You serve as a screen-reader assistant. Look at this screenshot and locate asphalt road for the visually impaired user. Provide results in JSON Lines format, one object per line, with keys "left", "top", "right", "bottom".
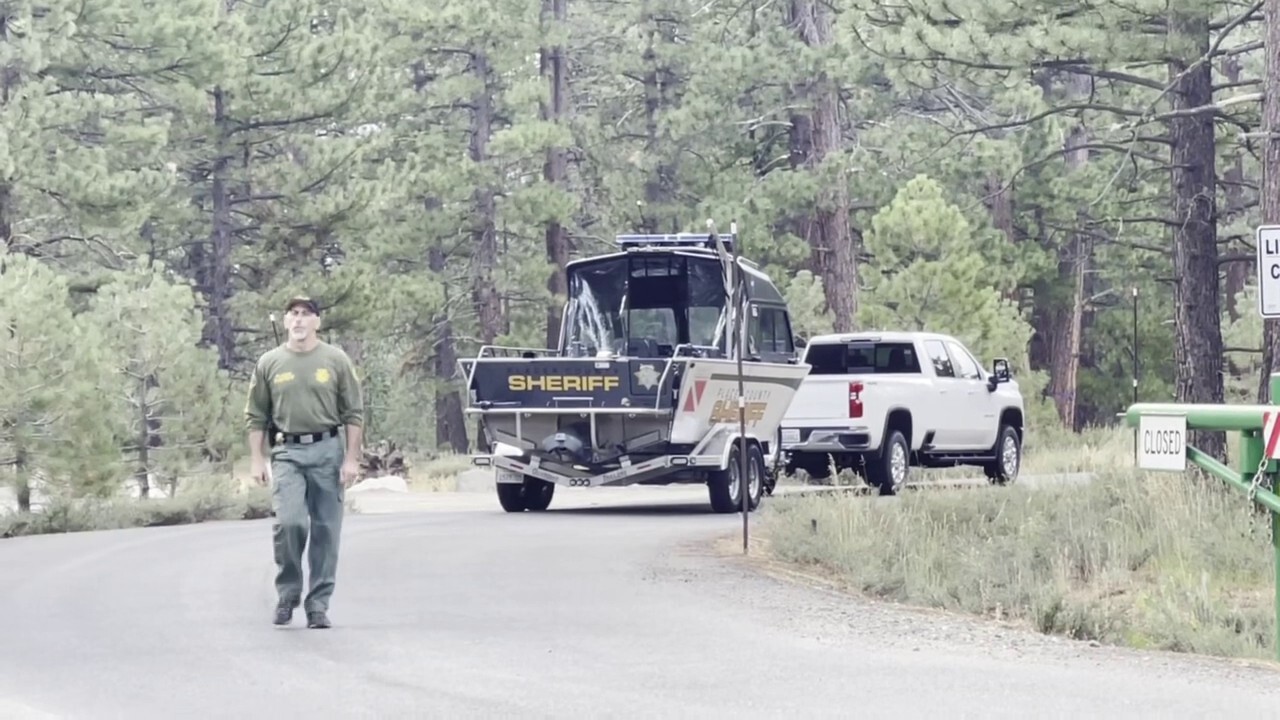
{"left": 1, "top": 484, "right": 1278, "bottom": 719}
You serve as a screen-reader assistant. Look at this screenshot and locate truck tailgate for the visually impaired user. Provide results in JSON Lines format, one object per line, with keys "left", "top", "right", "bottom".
{"left": 784, "top": 376, "right": 858, "bottom": 424}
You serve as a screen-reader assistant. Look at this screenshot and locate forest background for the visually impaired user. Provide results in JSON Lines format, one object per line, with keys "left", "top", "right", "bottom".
{"left": 4, "top": 0, "right": 1279, "bottom": 519}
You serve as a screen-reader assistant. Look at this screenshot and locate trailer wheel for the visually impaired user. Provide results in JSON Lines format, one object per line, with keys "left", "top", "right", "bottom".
{"left": 708, "top": 442, "right": 763, "bottom": 513}
{"left": 523, "top": 478, "right": 555, "bottom": 511}
{"left": 707, "top": 444, "right": 741, "bottom": 513}
{"left": 746, "top": 443, "right": 766, "bottom": 510}
{"left": 495, "top": 477, "right": 555, "bottom": 512}
{"left": 496, "top": 483, "right": 526, "bottom": 512}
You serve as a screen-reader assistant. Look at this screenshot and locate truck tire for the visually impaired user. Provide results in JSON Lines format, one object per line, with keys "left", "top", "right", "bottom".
{"left": 496, "top": 477, "right": 556, "bottom": 512}
{"left": 868, "top": 429, "right": 909, "bottom": 496}
{"left": 787, "top": 452, "right": 832, "bottom": 483}
{"left": 983, "top": 425, "right": 1021, "bottom": 485}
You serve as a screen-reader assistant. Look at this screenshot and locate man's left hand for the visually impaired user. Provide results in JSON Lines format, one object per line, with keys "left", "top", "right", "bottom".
{"left": 341, "top": 458, "right": 360, "bottom": 488}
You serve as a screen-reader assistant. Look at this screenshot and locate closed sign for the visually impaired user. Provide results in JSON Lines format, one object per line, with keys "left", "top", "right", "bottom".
{"left": 1138, "top": 414, "right": 1186, "bottom": 471}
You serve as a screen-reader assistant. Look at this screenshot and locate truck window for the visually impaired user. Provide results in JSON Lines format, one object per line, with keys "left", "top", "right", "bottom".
{"left": 923, "top": 340, "right": 954, "bottom": 377}
{"left": 804, "top": 341, "right": 922, "bottom": 375}
{"left": 945, "top": 340, "right": 982, "bottom": 379}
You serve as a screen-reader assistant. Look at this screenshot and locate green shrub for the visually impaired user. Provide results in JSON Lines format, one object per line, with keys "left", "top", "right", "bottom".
{"left": 0, "top": 480, "right": 276, "bottom": 538}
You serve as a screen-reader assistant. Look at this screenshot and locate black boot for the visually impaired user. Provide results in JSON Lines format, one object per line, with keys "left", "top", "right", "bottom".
{"left": 306, "top": 611, "right": 331, "bottom": 629}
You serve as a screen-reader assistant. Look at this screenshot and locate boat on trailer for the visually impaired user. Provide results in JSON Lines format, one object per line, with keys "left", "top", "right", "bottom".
{"left": 459, "top": 224, "right": 812, "bottom": 513}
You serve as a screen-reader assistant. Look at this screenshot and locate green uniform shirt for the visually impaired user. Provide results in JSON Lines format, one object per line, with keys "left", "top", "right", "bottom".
{"left": 244, "top": 341, "right": 364, "bottom": 434}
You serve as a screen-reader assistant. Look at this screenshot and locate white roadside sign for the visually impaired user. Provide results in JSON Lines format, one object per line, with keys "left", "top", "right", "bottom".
{"left": 1137, "top": 414, "right": 1186, "bottom": 471}
{"left": 1256, "top": 224, "right": 1280, "bottom": 318}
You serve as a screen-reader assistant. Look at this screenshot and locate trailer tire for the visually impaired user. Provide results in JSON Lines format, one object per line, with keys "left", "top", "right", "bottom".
{"left": 523, "top": 479, "right": 555, "bottom": 511}
{"left": 708, "top": 444, "right": 741, "bottom": 513}
{"left": 746, "top": 443, "right": 765, "bottom": 511}
{"left": 496, "top": 477, "right": 555, "bottom": 512}
{"left": 496, "top": 483, "right": 526, "bottom": 512}
{"left": 708, "top": 442, "right": 763, "bottom": 513}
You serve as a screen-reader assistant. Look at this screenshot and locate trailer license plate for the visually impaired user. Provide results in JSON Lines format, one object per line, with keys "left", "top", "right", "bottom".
{"left": 496, "top": 468, "right": 522, "bottom": 484}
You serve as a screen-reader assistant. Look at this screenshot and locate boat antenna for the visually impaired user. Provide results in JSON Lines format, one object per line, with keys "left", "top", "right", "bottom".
{"left": 707, "top": 217, "right": 751, "bottom": 552}
{"left": 731, "top": 219, "right": 750, "bottom": 551}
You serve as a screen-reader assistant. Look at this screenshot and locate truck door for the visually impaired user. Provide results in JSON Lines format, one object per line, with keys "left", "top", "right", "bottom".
{"left": 920, "top": 339, "right": 963, "bottom": 449}
{"left": 943, "top": 339, "right": 999, "bottom": 449}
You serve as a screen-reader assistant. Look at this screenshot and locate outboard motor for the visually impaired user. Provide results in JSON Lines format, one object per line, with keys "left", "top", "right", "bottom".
{"left": 542, "top": 423, "right": 592, "bottom": 465}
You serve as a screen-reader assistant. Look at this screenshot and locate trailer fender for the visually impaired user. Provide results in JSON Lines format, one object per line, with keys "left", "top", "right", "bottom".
{"left": 716, "top": 432, "right": 764, "bottom": 470}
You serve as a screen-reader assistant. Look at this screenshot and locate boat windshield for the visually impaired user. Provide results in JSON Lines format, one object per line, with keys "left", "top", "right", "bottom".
{"left": 561, "top": 254, "right": 727, "bottom": 358}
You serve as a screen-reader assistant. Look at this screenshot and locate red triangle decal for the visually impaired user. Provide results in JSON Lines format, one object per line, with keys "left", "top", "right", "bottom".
{"left": 683, "top": 378, "right": 707, "bottom": 412}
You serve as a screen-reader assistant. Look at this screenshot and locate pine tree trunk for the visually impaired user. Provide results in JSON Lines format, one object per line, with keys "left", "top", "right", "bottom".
{"left": 640, "top": 3, "right": 679, "bottom": 233}
{"left": 1035, "top": 77, "right": 1092, "bottom": 430}
{"left": 786, "top": 0, "right": 858, "bottom": 331}
{"left": 1049, "top": 115, "right": 1093, "bottom": 431}
{"left": 136, "top": 373, "right": 151, "bottom": 499}
{"left": 1168, "top": 12, "right": 1225, "bottom": 460}
{"left": 469, "top": 52, "right": 502, "bottom": 346}
{"left": 201, "top": 85, "right": 237, "bottom": 370}
{"left": 14, "top": 445, "right": 29, "bottom": 513}
{"left": 1258, "top": 0, "right": 1280, "bottom": 401}
{"left": 983, "top": 173, "right": 1020, "bottom": 305}
{"left": 542, "top": 0, "right": 570, "bottom": 350}
{"left": 1221, "top": 56, "right": 1249, "bottom": 325}
{"left": 429, "top": 240, "right": 469, "bottom": 454}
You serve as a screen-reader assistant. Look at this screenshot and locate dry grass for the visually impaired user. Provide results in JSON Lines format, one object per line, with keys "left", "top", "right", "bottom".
{"left": 758, "top": 425, "right": 1279, "bottom": 661}
{"left": 0, "top": 477, "right": 275, "bottom": 538}
{"left": 0, "top": 446, "right": 479, "bottom": 539}
{"left": 405, "top": 453, "right": 473, "bottom": 493}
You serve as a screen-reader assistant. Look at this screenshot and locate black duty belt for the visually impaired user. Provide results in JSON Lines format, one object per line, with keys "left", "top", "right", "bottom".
{"left": 276, "top": 427, "right": 340, "bottom": 445}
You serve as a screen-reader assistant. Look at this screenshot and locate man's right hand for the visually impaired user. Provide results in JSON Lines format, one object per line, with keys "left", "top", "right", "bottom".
{"left": 251, "top": 458, "right": 270, "bottom": 487}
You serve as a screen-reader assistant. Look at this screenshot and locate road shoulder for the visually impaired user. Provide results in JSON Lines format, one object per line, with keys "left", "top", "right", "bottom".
{"left": 692, "top": 529, "right": 1280, "bottom": 683}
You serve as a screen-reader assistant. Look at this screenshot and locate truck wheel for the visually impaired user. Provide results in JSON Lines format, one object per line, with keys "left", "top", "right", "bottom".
{"left": 984, "top": 425, "right": 1020, "bottom": 485}
{"left": 763, "top": 445, "right": 783, "bottom": 497}
{"left": 787, "top": 452, "right": 831, "bottom": 483}
{"left": 869, "top": 430, "right": 909, "bottom": 496}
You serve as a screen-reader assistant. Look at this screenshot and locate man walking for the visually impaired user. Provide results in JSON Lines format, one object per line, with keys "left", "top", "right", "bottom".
{"left": 244, "top": 295, "right": 364, "bottom": 629}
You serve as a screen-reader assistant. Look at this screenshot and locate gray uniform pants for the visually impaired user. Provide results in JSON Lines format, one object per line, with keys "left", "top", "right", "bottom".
{"left": 270, "top": 433, "right": 345, "bottom": 613}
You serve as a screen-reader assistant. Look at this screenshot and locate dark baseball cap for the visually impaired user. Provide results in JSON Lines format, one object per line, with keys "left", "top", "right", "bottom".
{"left": 284, "top": 295, "right": 320, "bottom": 314}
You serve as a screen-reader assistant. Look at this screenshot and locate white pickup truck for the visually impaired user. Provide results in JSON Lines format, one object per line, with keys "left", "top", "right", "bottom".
{"left": 776, "top": 330, "right": 1025, "bottom": 494}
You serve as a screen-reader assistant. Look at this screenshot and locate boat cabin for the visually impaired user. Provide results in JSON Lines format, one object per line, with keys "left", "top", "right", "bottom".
{"left": 556, "top": 233, "right": 798, "bottom": 364}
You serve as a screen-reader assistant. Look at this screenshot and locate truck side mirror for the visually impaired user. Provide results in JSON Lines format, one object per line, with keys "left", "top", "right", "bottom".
{"left": 991, "top": 358, "right": 1011, "bottom": 384}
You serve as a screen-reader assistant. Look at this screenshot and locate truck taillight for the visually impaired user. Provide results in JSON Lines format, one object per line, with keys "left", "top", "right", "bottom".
{"left": 848, "top": 381, "right": 863, "bottom": 418}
